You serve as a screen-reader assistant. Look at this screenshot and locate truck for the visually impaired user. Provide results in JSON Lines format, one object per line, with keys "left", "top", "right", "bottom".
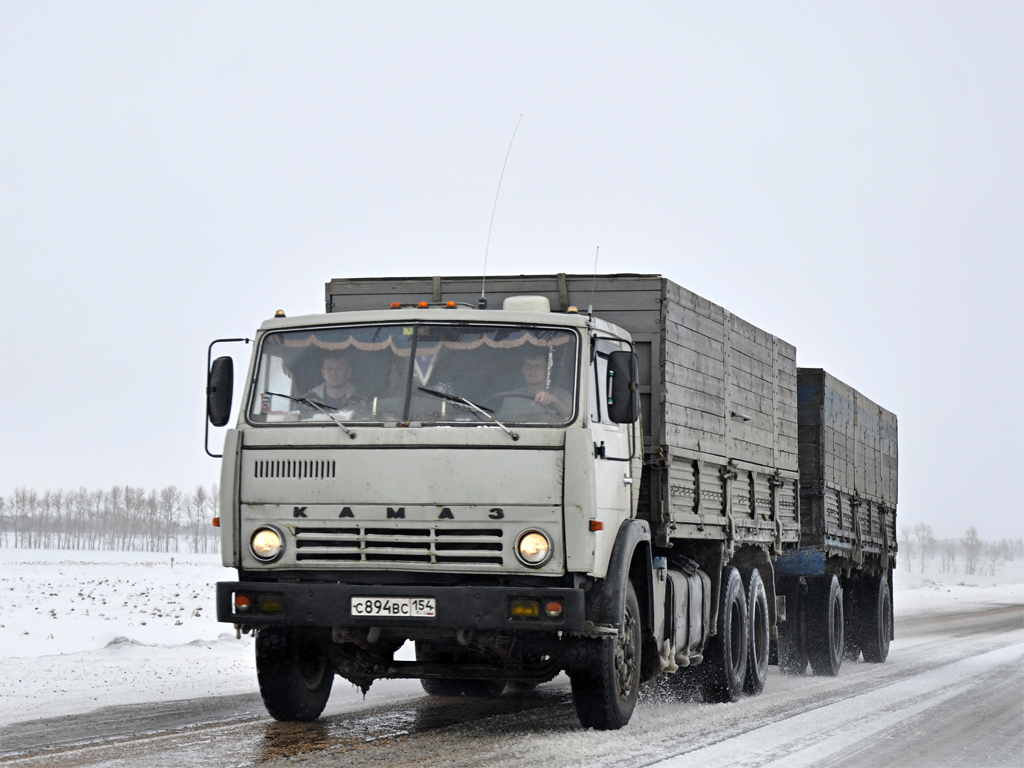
{"left": 206, "top": 273, "right": 897, "bottom": 729}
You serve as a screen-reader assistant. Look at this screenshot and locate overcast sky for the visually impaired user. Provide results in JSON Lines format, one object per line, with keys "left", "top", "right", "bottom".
{"left": 1, "top": 1, "right": 1021, "bottom": 540}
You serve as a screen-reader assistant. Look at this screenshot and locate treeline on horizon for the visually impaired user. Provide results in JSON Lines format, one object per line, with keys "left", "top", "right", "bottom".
{"left": 898, "top": 522, "right": 1022, "bottom": 576}
{"left": 3, "top": 487, "right": 1022, "bottom": 571}
{"left": 0, "top": 485, "right": 220, "bottom": 553}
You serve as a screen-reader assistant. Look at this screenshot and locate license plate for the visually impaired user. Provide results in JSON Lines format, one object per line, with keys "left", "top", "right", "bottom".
{"left": 351, "top": 596, "right": 436, "bottom": 618}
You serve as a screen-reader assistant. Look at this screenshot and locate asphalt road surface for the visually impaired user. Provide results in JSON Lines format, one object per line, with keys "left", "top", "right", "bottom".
{"left": 2, "top": 605, "right": 1021, "bottom": 768}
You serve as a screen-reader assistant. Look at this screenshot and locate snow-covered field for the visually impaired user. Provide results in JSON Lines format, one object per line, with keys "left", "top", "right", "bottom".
{"left": 1, "top": 549, "right": 1021, "bottom": 728}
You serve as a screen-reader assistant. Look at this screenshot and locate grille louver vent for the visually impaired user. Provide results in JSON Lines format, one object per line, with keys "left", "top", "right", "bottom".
{"left": 254, "top": 460, "right": 336, "bottom": 479}
{"left": 293, "top": 525, "right": 504, "bottom": 566}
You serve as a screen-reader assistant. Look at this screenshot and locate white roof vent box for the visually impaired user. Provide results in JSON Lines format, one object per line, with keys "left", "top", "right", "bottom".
{"left": 502, "top": 295, "right": 550, "bottom": 313}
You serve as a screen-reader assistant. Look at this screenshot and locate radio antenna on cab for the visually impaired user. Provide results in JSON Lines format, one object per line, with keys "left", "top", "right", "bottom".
{"left": 480, "top": 114, "right": 523, "bottom": 309}
{"left": 588, "top": 246, "right": 600, "bottom": 315}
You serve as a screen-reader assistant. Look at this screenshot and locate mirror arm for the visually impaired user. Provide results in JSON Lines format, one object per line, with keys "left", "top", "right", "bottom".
{"left": 205, "top": 337, "right": 251, "bottom": 458}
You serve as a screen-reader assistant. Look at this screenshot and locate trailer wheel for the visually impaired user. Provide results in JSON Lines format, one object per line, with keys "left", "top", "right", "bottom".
{"left": 739, "top": 567, "right": 769, "bottom": 695}
{"left": 807, "top": 574, "right": 844, "bottom": 677}
{"left": 859, "top": 572, "right": 891, "bottom": 663}
{"left": 700, "top": 567, "right": 748, "bottom": 702}
{"left": 255, "top": 627, "right": 334, "bottom": 721}
{"left": 570, "top": 580, "right": 641, "bottom": 730}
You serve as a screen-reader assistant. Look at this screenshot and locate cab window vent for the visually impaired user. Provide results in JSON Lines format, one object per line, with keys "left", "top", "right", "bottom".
{"left": 254, "top": 460, "right": 337, "bottom": 479}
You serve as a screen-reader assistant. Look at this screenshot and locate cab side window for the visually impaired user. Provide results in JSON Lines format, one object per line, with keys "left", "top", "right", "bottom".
{"left": 589, "top": 339, "right": 624, "bottom": 425}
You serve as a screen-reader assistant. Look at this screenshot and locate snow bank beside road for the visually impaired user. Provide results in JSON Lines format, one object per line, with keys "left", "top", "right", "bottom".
{"left": 893, "top": 564, "right": 1024, "bottom": 616}
{"left": 1, "top": 549, "right": 1021, "bottom": 728}
{"left": 0, "top": 549, "right": 421, "bottom": 726}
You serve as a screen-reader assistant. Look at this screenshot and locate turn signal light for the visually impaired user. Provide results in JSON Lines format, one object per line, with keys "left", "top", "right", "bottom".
{"left": 544, "top": 600, "right": 563, "bottom": 618}
{"left": 212, "top": 517, "right": 220, "bottom": 528}
{"left": 257, "top": 595, "right": 285, "bottom": 613}
{"left": 234, "top": 594, "right": 253, "bottom": 612}
{"left": 589, "top": 520, "right": 604, "bottom": 531}
{"left": 510, "top": 599, "right": 540, "bottom": 618}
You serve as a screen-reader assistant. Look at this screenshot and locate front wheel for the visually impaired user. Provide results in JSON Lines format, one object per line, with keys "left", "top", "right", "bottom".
{"left": 569, "top": 581, "right": 641, "bottom": 730}
{"left": 255, "top": 628, "right": 334, "bottom": 721}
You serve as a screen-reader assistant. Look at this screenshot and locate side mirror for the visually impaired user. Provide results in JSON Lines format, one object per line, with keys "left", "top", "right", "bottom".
{"left": 207, "top": 356, "right": 234, "bottom": 427}
{"left": 606, "top": 350, "right": 640, "bottom": 424}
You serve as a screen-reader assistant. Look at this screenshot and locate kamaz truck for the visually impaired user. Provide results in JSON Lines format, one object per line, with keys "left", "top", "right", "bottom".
{"left": 207, "top": 273, "right": 897, "bottom": 729}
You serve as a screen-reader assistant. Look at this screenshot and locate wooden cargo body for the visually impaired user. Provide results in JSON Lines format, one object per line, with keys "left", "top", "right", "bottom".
{"left": 797, "top": 369, "right": 898, "bottom": 566}
{"left": 325, "top": 273, "right": 801, "bottom": 553}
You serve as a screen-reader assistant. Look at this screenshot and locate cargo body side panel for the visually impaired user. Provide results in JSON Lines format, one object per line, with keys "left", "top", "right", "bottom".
{"left": 325, "top": 274, "right": 801, "bottom": 552}
{"left": 796, "top": 368, "right": 898, "bottom": 567}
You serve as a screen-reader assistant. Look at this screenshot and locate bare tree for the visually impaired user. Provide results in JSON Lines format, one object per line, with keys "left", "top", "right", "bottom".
{"left": 184, "top": 485, "right": 210, "bottom": 553}
{"left": 897, "top": 524, "right": 914, "bottom": 572}
{"left": 940, "top": 539, "right": 957, "bottom": 573}
{"left": 912, "top": 522, "right": 936, "bottom": 573}
{"left": 159, "top": 486, "right": 182, "bottom": 552}
{"left": 962, "top": 526, "right": 983, "bottom": 575}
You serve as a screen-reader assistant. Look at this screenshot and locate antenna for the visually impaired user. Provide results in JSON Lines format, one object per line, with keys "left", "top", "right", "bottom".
{"left": 480, "top": 114, "right": 523, "bottom": 309}
{"left": 588, "top": 245, "right": 600, "bottom": 315}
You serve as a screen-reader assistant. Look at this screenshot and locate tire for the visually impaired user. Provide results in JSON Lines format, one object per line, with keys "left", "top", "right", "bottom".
{"left": 700, "top": 567, "right": 748, "bottom": 703}
{"left": 859, "top": 572, "right": 892, "bottom": 663}
{"left": 420, "top": 678, "right": 466, "bottom": 697}
{"left": 739, "top": 567, "right": 769, "bottom": 695}
{"left": 255, "top": 627, "right": 334, "bottom": 721}
{"left": 807, "top": 573, "right": 844, "bottom": 677}
{"left": 570, "top": 581, "right": 642, "bottom": 730}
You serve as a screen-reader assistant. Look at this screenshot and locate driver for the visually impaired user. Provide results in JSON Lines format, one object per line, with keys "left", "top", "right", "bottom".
{"left": 516, "top": 350, "right": 572, "bottom": 419}
{"left": 304, "top": 352, "right": 368, "bottom": 414}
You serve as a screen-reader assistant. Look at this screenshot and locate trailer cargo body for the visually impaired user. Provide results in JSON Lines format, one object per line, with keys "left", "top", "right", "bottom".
{"left": 209, "top": 272, "right": 898, "bottom": 729}
{"left": 795, "top": 369, "right": 898, "bottom": 565}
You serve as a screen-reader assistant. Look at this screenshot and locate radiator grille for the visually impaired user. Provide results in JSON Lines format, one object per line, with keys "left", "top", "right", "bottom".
{"left": 293, "top": 525, "right": 504, "bottom": 566}
{"left": 254, "top": 459, "right": 336, "bottom": 479}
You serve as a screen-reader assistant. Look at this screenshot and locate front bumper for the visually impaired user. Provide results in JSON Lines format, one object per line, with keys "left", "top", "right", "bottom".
{"left": 216, "top": 581, "right": 585, "bottom": 632}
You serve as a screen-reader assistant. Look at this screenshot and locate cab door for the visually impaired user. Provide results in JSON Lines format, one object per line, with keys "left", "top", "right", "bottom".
{"left": 588, "top": 339, "right": 636, "bottom": 540}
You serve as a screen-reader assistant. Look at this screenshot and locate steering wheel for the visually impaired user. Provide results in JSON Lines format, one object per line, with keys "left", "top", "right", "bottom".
{"left": 483, "top": 390, "right": 537, "bottom": 408}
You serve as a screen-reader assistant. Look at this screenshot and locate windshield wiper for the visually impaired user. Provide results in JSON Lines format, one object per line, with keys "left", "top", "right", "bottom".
{"left": 417, "top": 387, "right": 519, "bottom": 442}
{"left": 266, "top": 392, "right": 357, "bottom": 439}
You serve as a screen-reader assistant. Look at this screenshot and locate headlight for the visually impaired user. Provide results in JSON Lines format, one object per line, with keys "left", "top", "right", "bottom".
{"left": 250, "top": 526, "right": 284, "bottom": 562}
{"left": 515, "top": 529, "right": 552, "bottom": 567}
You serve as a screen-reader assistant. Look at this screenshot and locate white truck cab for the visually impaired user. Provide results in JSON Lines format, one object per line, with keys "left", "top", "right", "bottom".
{"left": 210, "top": 297, "right": 649, "bottom": 728}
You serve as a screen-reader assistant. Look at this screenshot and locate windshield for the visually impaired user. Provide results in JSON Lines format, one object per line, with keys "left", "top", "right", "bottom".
{"left": 247, "top": 323, "right": 579, "bottom": 427}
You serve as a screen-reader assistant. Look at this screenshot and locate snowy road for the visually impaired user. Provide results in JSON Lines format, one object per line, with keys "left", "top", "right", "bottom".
{"left": 3, "top": 604, "right": 1021, "bottom": 768}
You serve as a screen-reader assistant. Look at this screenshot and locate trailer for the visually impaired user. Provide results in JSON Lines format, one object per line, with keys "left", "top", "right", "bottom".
{"left": 207, "top": 273, "right": 897, "bottom": 729}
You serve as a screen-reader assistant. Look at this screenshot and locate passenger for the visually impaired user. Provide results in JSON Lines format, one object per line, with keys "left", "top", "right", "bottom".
{"left": 304, "top": 352, "right": 368, "bottom": 414}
